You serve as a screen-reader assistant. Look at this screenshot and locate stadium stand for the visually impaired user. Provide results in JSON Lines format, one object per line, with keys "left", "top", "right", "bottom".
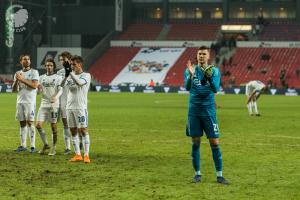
{"left": 118, "top": 23, "right": 163, "bottom": 40}
{"left": 90, "top": 18, "right": 300, "bottom": 88}
{"left": 0, "top": 74, "right": 13, "bottom": 84}
{"left": 88, "top": 45, "right": 300, "bottom": 88}
{"left": 221, "top": 48, "right": 300, "bottom": 88}
{"left": 166, "top": 24, "right": 220, "bottom": 40}
{"left": 118, "top": 23, "right": 221, "bottom": 41}
{"left": 258, "top": 22, "right": 300, "bottom": 41}
{"left": 88, "top": 47, "right": 140, "bottom": 84}
{"left": 81, "top": 17, "right": 300, "bottom": 89}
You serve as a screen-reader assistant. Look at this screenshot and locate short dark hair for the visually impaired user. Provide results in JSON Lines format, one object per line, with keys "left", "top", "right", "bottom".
{"left": 198, "top": 46, "right": 210, "bottom": 51}
{"left": 45, "top": 58, "right": 57, "bottom": 70}
{"left": 19, "top": 54, "right": 30, "bottom": 61}
{"left": 60, "top": 51, "right": 72, "bottom": 60}
{"left": 71, "top": 55, "right": 83, "bottom": 64}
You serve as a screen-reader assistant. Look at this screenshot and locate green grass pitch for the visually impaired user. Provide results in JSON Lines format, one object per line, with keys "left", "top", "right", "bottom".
{"left": 0, "top": 92, "right": 299, "bottom": 200}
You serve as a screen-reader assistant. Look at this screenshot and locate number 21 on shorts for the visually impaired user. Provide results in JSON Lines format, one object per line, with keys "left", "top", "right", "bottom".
{"left": 213, "top": 124, "right": 219, "bottom": 132}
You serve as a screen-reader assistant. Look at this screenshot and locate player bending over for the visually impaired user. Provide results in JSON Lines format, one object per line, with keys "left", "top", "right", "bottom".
{"left": 245, "top": 80, "right": 267, "bottom": 116}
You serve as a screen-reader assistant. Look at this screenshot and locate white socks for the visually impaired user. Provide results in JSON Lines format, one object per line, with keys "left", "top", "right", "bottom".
{"left": 248, "top": 101, "right": 259, "bottom": 115}
{"left": 82, "top": 134, "right": 90, "bottom": 156}
{"left": 247, "top": 102, "right": 253, "bottom": 115}
{"left": 63, "top": 128, "right": 71, "bottom": 150}
{"left": 253, "top": 101, "right": 258, "bottom": 114}
{"left": 72, "top": 135, "right": 80, "bottom": 155}
{"left": 37, "top": 127, "right": 48, "bottom": 146}
{"left": 20, "top": 125, "right": 36, "bottom": 148}
{"left": 72, "top": 133, "right": 91, "bottom": 156}
{"left": 28, "top": 125, "right": 36, "bottom": 148}
{"left": 20, "top": 126, "right": 27, "bottom": 147}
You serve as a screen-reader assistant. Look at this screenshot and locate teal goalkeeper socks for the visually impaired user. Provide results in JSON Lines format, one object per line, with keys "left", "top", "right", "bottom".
{"left": 192, "top": 141, "right": 200, "bottom": 173}
{"left": 210, "top": 143, "right": 222, "bottom": 173}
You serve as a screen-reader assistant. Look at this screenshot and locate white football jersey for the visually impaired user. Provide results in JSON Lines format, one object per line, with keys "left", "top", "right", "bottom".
{"left": 66, "top": 72, "right": 91, "bottom": 109}
{"left": 14, "top": 68, "right": 39, "bottom": 104}
{"left": 57, "top": 68, "right": 69, "bottom": 106}
{"left": 246, "top": 80, "right": 265, "bottom": 95}
{"left": 39, "top": 73, "right": 62, "bottom": 108}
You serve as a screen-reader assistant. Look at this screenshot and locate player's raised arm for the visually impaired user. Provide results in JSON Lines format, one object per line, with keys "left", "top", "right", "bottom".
{"left": 206, "top": 67, "right": 220, "bottom": 93}
{"left": 60, "top": 68, "right": 71, "bottom": 87}
{"left": 187, "top": 59, "right": 195, "bottom": 76}
{"left": 15, "top": 71, "right": 39, "bottom": 89}
{"left": 60, "top": 76, "right": 68, "bottom": 87}
{"left": 70, "top": 72, "right": 88, "bottom": 86}
{"left": 184, "top": 60, "right": 194, "bottom": 91}
{"left": 60, "top": 60, "right": 72, "bottom": 87}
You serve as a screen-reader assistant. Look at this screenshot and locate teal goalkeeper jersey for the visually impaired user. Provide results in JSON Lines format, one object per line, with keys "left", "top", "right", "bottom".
{"left": 184, "top": 65, "right": 221, "bottom": 116}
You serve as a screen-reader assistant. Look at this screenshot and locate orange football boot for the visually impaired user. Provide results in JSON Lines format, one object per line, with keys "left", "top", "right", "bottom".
{"left": 69, "top": 154, "right": 83, "bottom": 162}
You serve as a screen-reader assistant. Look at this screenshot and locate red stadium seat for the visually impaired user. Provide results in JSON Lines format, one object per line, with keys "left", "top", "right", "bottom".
{"left": 223, "top": 48, "right": 300, "bottom": 88}
{"left": 118, "top": 23, "right": 163, "bottom": 40}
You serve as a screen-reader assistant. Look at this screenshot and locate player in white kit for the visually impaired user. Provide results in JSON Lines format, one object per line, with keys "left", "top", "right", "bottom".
{"left": 61, "top": 55, "right": 91, "bottom": 163}
{"left": 12, "top": 55, "right": 39, "bottom": 153}
{"left": 57, "top": 51, "right": 72, "bottom": 154}
{"left": 245, "top": 80, "right": 267, "bottom": 116}
{"left": 36, "top": 58, "right": 63, "bottom": 155}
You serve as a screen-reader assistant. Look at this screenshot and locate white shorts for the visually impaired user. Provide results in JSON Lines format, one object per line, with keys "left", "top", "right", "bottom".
{"left": 246, "top": 89, "right": 259, "bottom": 98}
{"left": 67, "top": 109, "right": 88, "bottom": 128}
{"left": 60, "top": 104, "right": 67, "bottom": 119}
{"left": 37, "top": 107, "right": 59, "bottom": 123}
{"left": 16, "top": 103, "right": 36, "bottom": 121}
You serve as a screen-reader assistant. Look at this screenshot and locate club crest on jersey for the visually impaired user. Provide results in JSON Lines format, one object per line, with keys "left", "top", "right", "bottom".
{"left": 42, "top": 79, "right": 56, "bottom": 87}
{"left": 67, "top": 79, "right": 76, "bottom": 87}
{"left": 193, "top": 78, "right": 208, "bottom": 86}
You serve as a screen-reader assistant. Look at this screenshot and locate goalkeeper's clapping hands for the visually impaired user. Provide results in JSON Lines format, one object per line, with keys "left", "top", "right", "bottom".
{"left": 186, "top": 60, "right": 195, "bottom": 77}
{"left": 201, "top": 65, "right": 213, "bottom": 79}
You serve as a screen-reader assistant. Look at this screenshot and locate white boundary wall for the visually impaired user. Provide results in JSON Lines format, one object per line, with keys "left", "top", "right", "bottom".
{"left": 111, "top": 40, "right": 300, "bottom": 48}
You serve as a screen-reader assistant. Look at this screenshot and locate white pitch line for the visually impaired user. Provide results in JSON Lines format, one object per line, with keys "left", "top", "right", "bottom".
{"left": 1, "top": 135, "right": 300, "bottom": 147}
{"left": 268, "top": 135, "right": 300, "bottom": 140}
{"left": 0, "top": 127, "right": 183, "bottom": 133}
{"left": 2, "top": 127, "right": 300, "bottom": 140}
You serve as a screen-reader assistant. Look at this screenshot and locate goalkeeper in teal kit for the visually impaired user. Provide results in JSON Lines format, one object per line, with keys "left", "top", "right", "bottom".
{"left": 185, "top": 46, "right": 229, "bottom": 184}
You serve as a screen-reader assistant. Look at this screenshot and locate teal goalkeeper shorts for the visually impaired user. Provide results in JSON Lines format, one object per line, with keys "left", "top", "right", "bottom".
{"left": 186, "top": 115, "right": 220, "bottom": 138}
